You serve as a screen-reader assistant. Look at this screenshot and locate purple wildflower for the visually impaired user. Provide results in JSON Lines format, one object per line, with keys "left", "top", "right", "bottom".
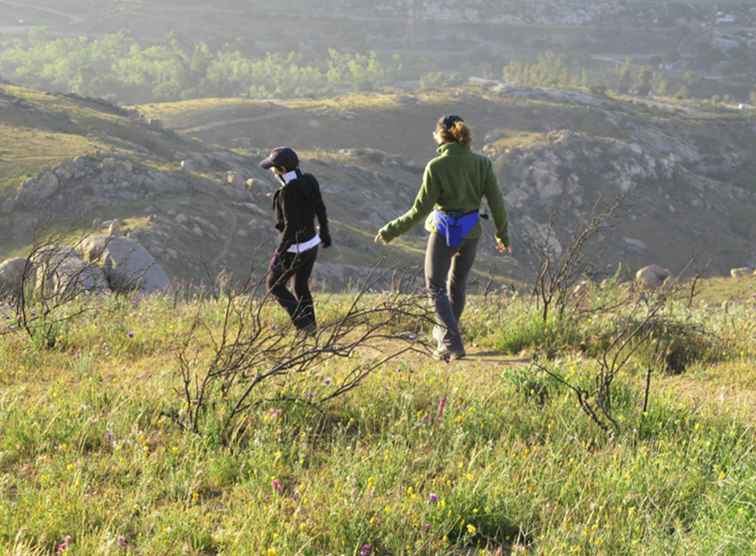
{"left": 56, "top": 536, "right": 73, "bottom": 554}
{"left": 429, "top": 492, "right": 439, "bottom": 504}
{"left": 117, "top": 535, "right": 129, "bottom": 549}
{"left": 359, "top": 544, "right": 373, "bottom": 556}
{"left": 127, "top": 331, "right": 135, "bottom": 339}
{"left": 271, "top": 479, "right": 284, "bottom": 495}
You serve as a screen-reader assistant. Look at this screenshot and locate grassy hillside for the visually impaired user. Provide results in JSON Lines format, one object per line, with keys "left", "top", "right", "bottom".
{"left": 1, "top": 279, "right": 754, "bottom": 554}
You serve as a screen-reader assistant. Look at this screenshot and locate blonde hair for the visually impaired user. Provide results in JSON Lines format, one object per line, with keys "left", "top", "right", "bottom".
{"left": 436, "top": 118, "right": 472, "bottom": 147}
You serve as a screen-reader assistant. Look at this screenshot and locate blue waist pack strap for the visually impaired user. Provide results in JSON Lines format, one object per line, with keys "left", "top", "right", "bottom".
{"left": 434, "top": 210, "right": 480, "bottom": 248}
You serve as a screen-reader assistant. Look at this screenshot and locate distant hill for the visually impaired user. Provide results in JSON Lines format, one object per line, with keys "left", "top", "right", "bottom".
{"left": 0, "top": 83, "right": 520, "bottom": 290}
{"left": 140, "top": 86, "right": 756, "bottom": 276}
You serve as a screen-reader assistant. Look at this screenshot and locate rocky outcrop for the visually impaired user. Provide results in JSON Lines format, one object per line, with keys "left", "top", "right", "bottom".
{"left": 636, "top": 265, "right": 671, "bottom": 289}
{"left": 2, "top": 154, "right": 258, "bottom": 216}
{"left": 0, "top": 258, "right": 28, "bottom": 299}
{"left": 33, "top": 247, "right": 109, "bottom": 301}
{"left": 80, "top": 236, "right": 170, "bottom": 294}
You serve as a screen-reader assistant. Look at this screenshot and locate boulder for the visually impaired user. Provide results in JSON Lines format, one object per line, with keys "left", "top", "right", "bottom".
{"left": 636, "top": 265, "right": 671, "bottom": 289}
{"left": 33, "top": 247, "right": 109, "bottom": 301}
{"left": 80, "top": 236, "right": 171, "bottom": 295}
{"left": 730, "top": 267, "right": 752, "bottom": 279}
{"left": 0, "top": 257, "right": 29, "bottom": 299}
{"left": 181, "top": 159, "right": 198, "bottom": 172}
{"left": 15, "top": 171, "right": 60, "bottom": 207}
{"left": 226, "top": 172, "right": 246, "bottom": 188}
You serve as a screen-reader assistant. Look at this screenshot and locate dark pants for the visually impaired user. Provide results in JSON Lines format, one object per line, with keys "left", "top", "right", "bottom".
{"left": 425, "top": 232, "right": 479, "bottom": 353}
{"left": 267, "top": 247, "right": 318, "bottom": 330}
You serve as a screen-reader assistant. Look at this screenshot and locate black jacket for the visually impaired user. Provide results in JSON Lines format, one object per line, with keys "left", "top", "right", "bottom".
{"left": 272, "top": 171, "right": 331, "bottom": 255}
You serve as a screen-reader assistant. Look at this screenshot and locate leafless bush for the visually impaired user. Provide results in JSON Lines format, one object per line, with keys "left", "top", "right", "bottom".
{"left": 3, "top": 233, "right": 108, "bottom": 348}
{"left": 532, "top": 270, "right": 703, "bottom": 436}
{"left": 530, "top": 196, "right": 624, "bottom": 324}
{"left": 175, "top": 271, "right": 434, "bottom": 440}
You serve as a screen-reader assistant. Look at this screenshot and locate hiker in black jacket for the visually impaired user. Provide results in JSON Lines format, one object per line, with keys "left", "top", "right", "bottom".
{"left": 261, "top": 147, "right": 332, "bottom": 334}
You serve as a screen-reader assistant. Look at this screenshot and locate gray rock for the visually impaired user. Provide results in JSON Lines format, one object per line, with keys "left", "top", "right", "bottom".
{"left": 0, "top": 257, "right": 29, "bottom": 299}
{"left": 636, "top": 265, "right": 671, "bottom": 289}
{"left": 33, "top": 247, "right": 109, "bottom": 301}
{"left": 623, "top": 238, "right": 648, "bottom": 253}
{"left": 730, "top": 267, "right": 752, "bottom": 279}
{"left": 15, "top": 171, "right": 60, "bottom": 207}
{"left": 226, "top": 173, "right": 246, "bottom": 188}
{"left": 80, "top": 236, "right": 171, "bottom": 295}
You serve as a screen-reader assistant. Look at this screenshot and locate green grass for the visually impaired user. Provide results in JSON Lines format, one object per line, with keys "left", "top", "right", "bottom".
{"left": 0, "top": 287, "right": 753, "bottom": 555}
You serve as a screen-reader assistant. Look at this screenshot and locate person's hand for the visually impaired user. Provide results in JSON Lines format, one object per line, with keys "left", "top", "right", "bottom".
{"left": 321, "top": 234, "right": 332, "bottom": 249}
{"left": 496, "top": 239, "right": 512, "bottom": 255}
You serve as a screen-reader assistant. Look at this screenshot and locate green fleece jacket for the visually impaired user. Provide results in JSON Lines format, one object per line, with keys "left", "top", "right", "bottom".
{"left": 379, "top": 142, "right": 509, "bottom": 245}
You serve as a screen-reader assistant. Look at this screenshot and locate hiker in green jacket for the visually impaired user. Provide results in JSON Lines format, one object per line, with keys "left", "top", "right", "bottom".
{"left": 375, "top": 115, "right": 510, "bottom": 361}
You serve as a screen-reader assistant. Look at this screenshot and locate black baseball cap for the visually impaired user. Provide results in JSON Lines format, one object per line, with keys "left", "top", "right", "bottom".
{"left": 260, "top": 147, "right": 299, "bottom": 171}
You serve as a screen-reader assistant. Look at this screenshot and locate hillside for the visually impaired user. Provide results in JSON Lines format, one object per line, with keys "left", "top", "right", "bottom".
{"left": 0, "top": 84, "right": 519, "bottom": 289}
{"left": 140, "top": 87, "right": 756, "bottom": 277}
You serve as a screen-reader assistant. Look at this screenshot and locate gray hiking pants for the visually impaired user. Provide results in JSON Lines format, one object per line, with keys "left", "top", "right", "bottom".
{"left": 424, "top": 232, "right": 479, "bottom": 353}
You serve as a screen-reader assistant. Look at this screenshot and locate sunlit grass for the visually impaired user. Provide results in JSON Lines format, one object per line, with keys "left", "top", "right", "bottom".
{"left": 0, "top": 288, "right": 753, "bottom": 555}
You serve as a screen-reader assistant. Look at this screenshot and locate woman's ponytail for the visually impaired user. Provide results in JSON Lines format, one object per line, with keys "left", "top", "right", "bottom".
{"left": 449, "top": 121, "right": 472, "bottom": 146}
{"left": 436, "top": 116, "right": 472, "bottom": 147}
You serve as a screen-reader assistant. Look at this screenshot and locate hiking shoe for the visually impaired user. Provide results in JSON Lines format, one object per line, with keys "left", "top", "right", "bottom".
{"left": 432, "top": 346, "right": 466, "bottom": 362}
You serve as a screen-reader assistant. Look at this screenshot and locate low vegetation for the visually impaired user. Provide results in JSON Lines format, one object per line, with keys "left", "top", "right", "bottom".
{"left": 0, "top": 33, "right": 405, "bottom": 103}
{"left": 1, "top": 275, "right": 754, "bottom": 555}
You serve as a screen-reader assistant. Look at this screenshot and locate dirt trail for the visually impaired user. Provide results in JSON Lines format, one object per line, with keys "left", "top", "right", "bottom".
{"left": 178, "top": 111, "right": 289, "bottom": 134}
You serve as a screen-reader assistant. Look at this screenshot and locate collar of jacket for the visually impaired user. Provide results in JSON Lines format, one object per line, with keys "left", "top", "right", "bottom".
{"left": 281, "top": 169, "right": 302, "bottom": 184}
{"left": 437, "top": 142, "right": 471, "bottom": 156}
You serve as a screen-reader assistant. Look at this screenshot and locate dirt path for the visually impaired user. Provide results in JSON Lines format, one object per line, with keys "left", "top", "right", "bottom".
{"left": 178, "top": 110, "right": 290, "bottom": 134}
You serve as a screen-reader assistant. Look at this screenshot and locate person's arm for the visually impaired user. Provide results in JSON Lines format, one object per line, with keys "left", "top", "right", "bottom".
{"left": 483, "top": 159, "right": 509, "bottom": 248}
{"left": 377, "top": 164, "right": 439, "bottom": 243}
{"left": 276, "top": 186, "right": 297, "bottom": 255}
{"left": 311, "top": 176, "right": 331, "bottom": 248}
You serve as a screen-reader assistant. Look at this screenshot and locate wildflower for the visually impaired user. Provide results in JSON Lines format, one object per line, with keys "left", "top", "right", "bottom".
{"left": 359, "top": 544, "right": 373, "bottom": 556}
{"left": 429, "top": 492, "right": 439, "bottom": 504}
{"left": 266, "top": 548, "right": 277, "bottom": 556}
{"left": 127, "top": 331, "right": 135, "bottom": 339}
{"left": 271, "top": 478, "right": 285, "bottom": 495}
{"left": 56, "top": 536, "right": 73, "bottom": 554}
{"left": 466, "top": 524, "right": 477, "bottom": 536}
{"left": 117, "top": 536, "right": 128, "bottom": 549}
{"left": 323, "top": 377, "right": 333, "bottom": 386}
